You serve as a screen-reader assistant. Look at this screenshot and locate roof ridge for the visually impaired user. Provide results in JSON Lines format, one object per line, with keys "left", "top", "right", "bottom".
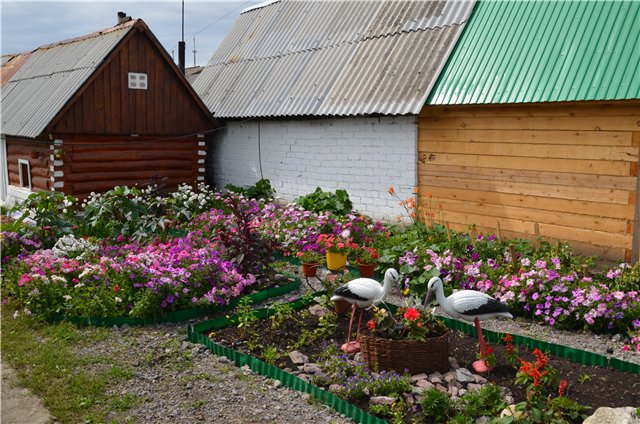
{"left": 37, "top": 19, "right": 139, "bottom": 51}
{"left": 215, "top": 21, "right": 466, "bottom": 67}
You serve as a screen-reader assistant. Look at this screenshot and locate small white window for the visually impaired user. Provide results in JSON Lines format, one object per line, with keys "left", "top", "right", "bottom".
{"left": 18, "top": 159, "right": 31, "bottom": 190}
{"left": 128, "top": 72, "right": 148, "bottom": 90}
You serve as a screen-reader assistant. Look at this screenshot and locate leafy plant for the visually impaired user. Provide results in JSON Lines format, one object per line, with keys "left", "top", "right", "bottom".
{"left": 456, "top": 383, "right": 507, "bottom": 419}
{"left": 295, "top": 187, "right": 353, "bottom": 216}
{"left": 421, "top": 388, "right": 456, "bottom": 423}
{"left": 367, "top": 305, "right": 447, "bottom": 341}
{"left": 224, "top": 178, "right": 275, "bottom": 200}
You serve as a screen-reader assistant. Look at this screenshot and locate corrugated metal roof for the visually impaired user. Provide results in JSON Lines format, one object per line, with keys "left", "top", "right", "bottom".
{"left": 194, "top": 0, "right": 476, "bottom": 118}
{"left": 1, "top": 21, "right": 135, "bottom": 138}
{"left": 427, "top": 0, "right": 640, "bottom": 105}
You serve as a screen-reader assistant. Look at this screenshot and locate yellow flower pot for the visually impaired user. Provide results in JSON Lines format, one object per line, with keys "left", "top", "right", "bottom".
{"left": 326, "top": 251, "right": 347, "bottom": 271}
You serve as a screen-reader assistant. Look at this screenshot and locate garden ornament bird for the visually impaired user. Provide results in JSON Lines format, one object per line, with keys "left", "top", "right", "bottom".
{"left": 331, "top": 268, "right": 401, "bottom": 353}
{"left": 423, "top": 276, "right": 512, "bottom": 373}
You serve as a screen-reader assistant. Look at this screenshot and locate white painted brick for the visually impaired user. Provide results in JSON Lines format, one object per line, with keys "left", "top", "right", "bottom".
{"left": 207, "top": 116, "right": 417, "bottom": 220}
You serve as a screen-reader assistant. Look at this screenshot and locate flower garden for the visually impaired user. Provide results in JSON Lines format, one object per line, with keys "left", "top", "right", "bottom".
{"left": 1, "top": 181, "right": 639, "bottom": 423}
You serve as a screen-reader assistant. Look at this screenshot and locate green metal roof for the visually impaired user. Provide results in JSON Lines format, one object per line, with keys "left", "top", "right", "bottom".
{"left": 427, "top": 0, "right": 640, "bottom": 105}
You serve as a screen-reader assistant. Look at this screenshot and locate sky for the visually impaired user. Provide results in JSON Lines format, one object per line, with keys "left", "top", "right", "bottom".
{"left": 1, "top": 0, "right": 265, "bottom": 67}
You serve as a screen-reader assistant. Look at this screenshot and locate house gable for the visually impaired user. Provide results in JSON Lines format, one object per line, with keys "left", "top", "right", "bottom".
{"left": 49, "top": 21, "right": 214, "bottom": 136}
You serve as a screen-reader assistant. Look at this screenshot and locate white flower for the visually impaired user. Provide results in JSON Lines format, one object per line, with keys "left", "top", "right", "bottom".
{"left": 341, "top": 229, "right": 351, "bottom": 238}
{"left": 115, "top": 297, "right": 122, "bottom": 303}
{"left": 63, "top": 295, "right": 72, "bottom": 301}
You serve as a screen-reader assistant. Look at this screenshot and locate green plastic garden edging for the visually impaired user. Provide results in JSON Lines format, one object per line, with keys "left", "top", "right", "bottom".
{"left": 187, "top": 293, "right": 387, "bottom": 424}
{"left": 48, "top": 278, "right": 301, "bottom": 327}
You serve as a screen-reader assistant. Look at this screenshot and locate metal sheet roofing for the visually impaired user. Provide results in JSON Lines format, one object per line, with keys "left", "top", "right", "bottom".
{"left": 193, "top": 0, "right": 476, "bottom": 118}
{"left": 1, "top": 21, "right": 134, "bottom": 138}
{"left": 427, "top": 0, "right": 640, "bottom": 105}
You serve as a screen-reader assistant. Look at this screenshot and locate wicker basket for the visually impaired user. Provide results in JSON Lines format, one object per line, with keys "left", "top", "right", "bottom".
{"left": 359, "top": 332, "right": 449, "bottom": 375}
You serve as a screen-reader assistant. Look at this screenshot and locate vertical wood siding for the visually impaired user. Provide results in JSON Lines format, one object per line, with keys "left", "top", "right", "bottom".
{"left": 50, "top": 31, "right": 212, "bottom": 136}
{"left": 6, "top": 139, "right": 52, "bottom": 191}
{"left": 418, "top": 101, "right": 640, "bottom": 262}
{"left": 59, "top": 135, "right": 203, "bottom": 198}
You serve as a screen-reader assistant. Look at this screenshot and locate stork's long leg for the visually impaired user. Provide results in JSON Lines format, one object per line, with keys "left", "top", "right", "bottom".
{"left": 472, "top": 317, "right": 490, "bottom": 373}
{"left": 355, "top": 307, "right": 365, "bottom": 340}
{"left": 342, "top": 304, "right": 357, "bottom": 351}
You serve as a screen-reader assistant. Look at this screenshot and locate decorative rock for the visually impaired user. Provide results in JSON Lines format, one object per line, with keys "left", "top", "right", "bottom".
{"left": 448, "top": 357, "right": 460, "bottom": 369}
{"left": 353, "top": 352, "right": 362, "bottom": 362}
{"left": 473, "top": 374, "right": 488, "bottom": 384}
{"left": 302, "top": 363, "right": 322, "bottom": 374}
{"left": 448, "top": 386, "right": 459, "bottom": 397}
{"left": 308, "top": 304, "right": 329, "bottom": 317}
{"left": 416, "top": 380, "right": 435, "bottom": 390}
{"left": 611, "top": 334, "right": 623, "bottom": 342}
{"left": 583, "top": 407, "right": 640, "bottom": 424}
{"left": 458, "top": 388, "right": 467, "bottom": 397}
{"left": 328, "top": 384, "right": 341, "bottom": 393}
{"left": 288, "top": 351, "right": 309, "bottom": 365}
{"left": 455, "top": 368, "right": 476, "bottom": 384}
{"left": 467, "top": 383, "right": 482, "bottom": 392}
{"left": 443, "top": 371, "right": 457, "bottom": 384}
{"left": 436, "top": 384, "right": 448, "bottom": 393}
{"left": 411, "top": 373, "right": 429, "bottom": 382}
{"left": 370, "top": 396, "right": 396, "bottom": 406}
{"left": 272, "top": 380, "right": 282, "bottom": 389}
{"left": 411, "top": 386, "right": 425, "bottom": 395}
{"left": 475, "top": 417, "right": 490, "bottom": 424}
{"left": 403, "top": 393, "right": 415, "bottom": 405}
{"left": 297, "top": 374, "right": 310, "bottom": 382}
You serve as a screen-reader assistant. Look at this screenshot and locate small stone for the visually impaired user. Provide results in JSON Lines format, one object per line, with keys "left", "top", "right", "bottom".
{"left": 411, "top": 373, "right": 429, "bottom": 382}
{"left": 289, "top": 350, "right": 309, "bottom": 365}
{"left": 112, "top": 325, "right": 119, "bottom": 331}
{"left": 467, "top": 383, "right": 482, "bottom": 392}
{"left": 403, "top": 393, "right": 415, "bottom": 405}
{"left": 455, "top": 368, "right": 476, "bottom": 383}
{"left": 473, "top": 374, "right": 488, "bottom": 384}
{"left": 217, "top": 356, "right": 232, "bottom": 364}
{"left": 475, "top": 416, "right": 491, "bottom": 424}
{"left": 303, "top": 363, "right": 322, "bottom": 374}
{"left": 583, "top": 407, "right": 639, "bottom": 424}
{"left": 297, "top": 374, "right": 310, "bottom": 382}
{"left": 436, "top": 384, "right": 448, "bottom": 393}
{"left": 329, "top": 384, "right": 341, "bottom": 393}
{"left": 416, "top": 380, "right": 435, "bottom": 390}
{"left": 448, "top": 357, "right": 460, "bottom": 369}
{"left": 272, "top": 380, "right": 282, "bottom": 389}
{"left": 180, "top": 341, "right": 191, "bottom": 351}
{"left": 240, "top": 365, "right": 251, "bottom": 373}
{"left": 308, "top": 304, "right": 329, "bottom": 317}
{"left": 443, "top": 371, "right": 457, "bottom": 383}
{"left": 411, "top": 386, "right": 425, "bottom": 395}
{"left": 370, "top": 396, "right": 396, "bottom": 405}
{"left": 458, "top": 388, "right": 467, "bottom": 397}
{"left": 606, "top": 347, "right": 614, "bottom": 354}
{"left": 448, "top": 386, "right": 459, "bottom": 397}
{"left": 611, "top": 334, "right": 623, "bottom": 342}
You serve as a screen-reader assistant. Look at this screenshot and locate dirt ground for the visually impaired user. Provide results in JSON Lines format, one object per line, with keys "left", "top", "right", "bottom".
{"left": 1, "top": 361, "right": 51, "bottom": 424}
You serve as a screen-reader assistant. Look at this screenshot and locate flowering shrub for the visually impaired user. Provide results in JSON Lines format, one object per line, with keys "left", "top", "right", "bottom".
{"left": 355, "top": 246, "right": 378, "bottom": 264}
{"left": 296, "top": 249, "right": 323, "bottom": 264}
{"left": 367, "top": 306, "right": 446, "bottom": 341}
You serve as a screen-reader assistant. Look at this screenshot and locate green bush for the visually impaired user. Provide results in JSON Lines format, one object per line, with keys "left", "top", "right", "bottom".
{"left": 224, "top": 179, "right": 275, "bottom": 200}
{"left": 420, "top": 388, "right": 456, "bottom": 423}
{"left": 295, "top": 187, "right": 353, "bottom": 216}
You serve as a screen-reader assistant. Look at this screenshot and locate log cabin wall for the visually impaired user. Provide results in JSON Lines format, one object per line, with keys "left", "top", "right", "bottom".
{"left": 418, "top": 101, "right": 640, "bottom": 262}
{"left": 6, "top": 138, "right": 53, "bottom": 192}
{"left": 58, "top": 135, "right": 205, "bottom": 198}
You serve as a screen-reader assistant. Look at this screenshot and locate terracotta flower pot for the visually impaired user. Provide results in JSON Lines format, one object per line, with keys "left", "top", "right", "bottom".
{"left": 301, "top": 262, "right": 319, "bottom": 277}
{"left": 358, "top": 262, "right": 375, "bottom": 278}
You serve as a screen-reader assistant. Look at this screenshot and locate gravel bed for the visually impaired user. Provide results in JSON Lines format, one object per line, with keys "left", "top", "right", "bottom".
{"left": 75, "top": 322, "right": 353, "bottom": 424}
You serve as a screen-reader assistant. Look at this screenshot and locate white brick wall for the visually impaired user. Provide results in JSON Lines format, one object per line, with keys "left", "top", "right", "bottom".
{"left": 207, "top": 116, "right": 417, "bottom": 221}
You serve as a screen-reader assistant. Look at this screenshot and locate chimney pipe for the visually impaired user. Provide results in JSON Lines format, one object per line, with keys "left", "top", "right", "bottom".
{"left": 117, "top": 11, "right": 131, "bottom": 25}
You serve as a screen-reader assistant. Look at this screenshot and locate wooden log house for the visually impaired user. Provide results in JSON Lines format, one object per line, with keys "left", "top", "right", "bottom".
{"left": 1, "top": 16, "right": 216, "bottom": 204}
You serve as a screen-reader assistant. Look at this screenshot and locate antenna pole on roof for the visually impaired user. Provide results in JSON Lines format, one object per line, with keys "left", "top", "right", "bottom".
{"left": 193, "top": 37, "right": 197, "bottom": 67}
{"left": 178, "top": 0, "right": 186, "bottom": 74}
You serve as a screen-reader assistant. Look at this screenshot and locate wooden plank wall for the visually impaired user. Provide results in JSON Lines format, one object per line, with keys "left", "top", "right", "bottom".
{"left": 50, "top": 30, "right": 213, "bottom": 136}
{"left": 60, "top": 135, "right": 204, "bottom": 198}
{"left": 418, "top": 101, "right": 640, "bottom": 262}
{"left": 6, "top": 139, "right": 52, "bottom": 191}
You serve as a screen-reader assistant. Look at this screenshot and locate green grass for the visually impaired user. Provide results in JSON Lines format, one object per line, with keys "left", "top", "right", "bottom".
{"left": 0, "top": 304, "right": 134, "bottom": 423}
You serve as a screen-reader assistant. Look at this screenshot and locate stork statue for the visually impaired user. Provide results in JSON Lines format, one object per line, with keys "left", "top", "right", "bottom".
{"left": 331, "top": 268, "right": 400, "bottom": 353}
{"left": 424, "top": 276, "right": 512, "bottom": 373}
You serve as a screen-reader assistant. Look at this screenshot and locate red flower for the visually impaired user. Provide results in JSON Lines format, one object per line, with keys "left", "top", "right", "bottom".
{"left": 558, "top": 380, "right": 568, "bottom": 397}
{"left": 114, "top": 284, "right": 120, "bottom": 293}
{"left": 403, "top": 307, "right": 420, "bottom": 321}
{"left": 367, "top": 320, "right": 376, "bottom": 330}
{"left": 503, "top": 334, "right": 513, "bottom": 344}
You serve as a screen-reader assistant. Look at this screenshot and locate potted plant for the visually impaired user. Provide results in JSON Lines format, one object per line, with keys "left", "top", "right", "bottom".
{"left": 317, "top": 230, "right": 356, "bottom": 271}
{"left": 355, "top": 245, "right": 378, "bottom": 277}
{"left": 361, "top": 304, "right": 449, "bottom": 374}
{"left": 297, "top": 249, "right": 323, "bottom": 277}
